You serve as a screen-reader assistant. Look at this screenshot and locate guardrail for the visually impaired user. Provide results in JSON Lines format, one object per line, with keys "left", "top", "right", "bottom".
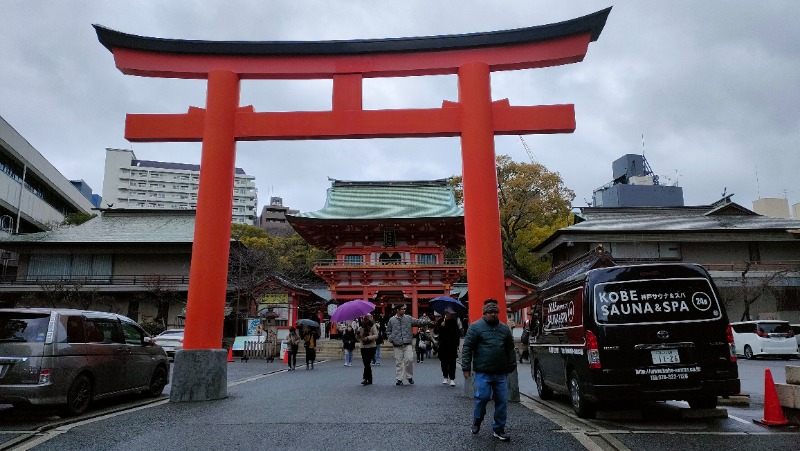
{"left": 702, "top": 261, "right": 800, "bottom": 273}
{"left": 0, "top": 274, "right": 190, "bottom": 285}
{"left": 314, "top": 259, "right": 466, "bottom": 268}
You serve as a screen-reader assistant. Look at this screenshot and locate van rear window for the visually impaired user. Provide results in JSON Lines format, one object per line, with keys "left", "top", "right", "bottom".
{"left": 594, "top": 277, "right": 722, "bottom": 325}
{"left": 0, "top": 312, "right": 50, "bottom": 343}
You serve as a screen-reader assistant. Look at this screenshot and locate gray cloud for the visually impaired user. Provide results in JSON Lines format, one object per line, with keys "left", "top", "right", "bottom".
{"left": 1, "top": 1, "right": 797, "bottom": 214}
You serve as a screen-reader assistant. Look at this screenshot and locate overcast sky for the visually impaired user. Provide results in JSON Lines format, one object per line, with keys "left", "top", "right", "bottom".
{"left": 1, "top": 1, "right": 798, "bottom": 215}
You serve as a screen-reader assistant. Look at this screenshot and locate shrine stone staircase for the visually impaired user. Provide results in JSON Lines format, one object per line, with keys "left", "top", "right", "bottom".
{"left": 294, "top": 339, "right": 394, "bottom": 362}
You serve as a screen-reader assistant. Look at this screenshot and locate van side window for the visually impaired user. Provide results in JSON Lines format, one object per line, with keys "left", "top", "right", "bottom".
{"left": 120, "top": 322, "right": 144, "bottom": 345}
{"left": 60, "top": 315, "right": 86, "bottom": 343}
{"left": 85, "top": 319, "right": 122, "bottom": 344}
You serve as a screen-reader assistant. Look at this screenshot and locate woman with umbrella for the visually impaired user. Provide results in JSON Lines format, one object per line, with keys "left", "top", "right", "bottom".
{"left": 300, "top": 322, "right": 319, "bottom": 370}
{"left": 433, "top": 306, "right": 463, "bottom": 386}
{"left": 356, "top": 314, "right": 379, "bottom": 385}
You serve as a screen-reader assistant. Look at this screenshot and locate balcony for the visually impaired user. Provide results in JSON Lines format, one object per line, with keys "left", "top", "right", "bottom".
{"left": 0, "top": 274, "right": 191, "bottom": 292}
{"left": 314, "top": 259, "right": 465, "bottom": 269}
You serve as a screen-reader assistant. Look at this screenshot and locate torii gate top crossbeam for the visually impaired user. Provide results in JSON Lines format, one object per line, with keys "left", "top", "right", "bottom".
{"left": 94, "top": 8, "right": 609, "bottom": 79}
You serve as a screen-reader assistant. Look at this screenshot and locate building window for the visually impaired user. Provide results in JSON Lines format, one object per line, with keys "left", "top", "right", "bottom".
{"left": 748, "top": 242, "right": 761, "bottom": 263}
{"left": 379, "top": 252, "right": 402, "bottom": 264}
{"left": 343, "top": 255, "right": 364, "bottom": 265}
{"left": 417, "top": 254, "right": 437, "bottom": 264}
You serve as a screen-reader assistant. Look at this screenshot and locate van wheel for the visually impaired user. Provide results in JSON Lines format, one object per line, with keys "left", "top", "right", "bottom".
{"left": 534, "top": 364, "right": 553, "bottom": 400}
{"left": 568, "top": 370, "right": 594, "bottom": 418}
{"left": 146, "top": 366, "right": 168, "bottom": 397}
{"left": 59, "top": 374, "right": 92, "bottom": 417}
{"left": 743, "top": 345, "right": 753, "bottom": 359}
{"left": 688, "top": 396, "right": 718, "bottom": 409}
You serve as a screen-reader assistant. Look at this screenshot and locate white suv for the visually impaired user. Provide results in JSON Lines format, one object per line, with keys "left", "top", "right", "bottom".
{"left": 731, "top": 320, "right": 798, "bottom": 359}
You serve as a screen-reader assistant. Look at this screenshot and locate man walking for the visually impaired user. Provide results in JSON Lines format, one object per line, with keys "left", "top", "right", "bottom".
{"left": 461, "top": 300, "right": 516, "bottom": 442}
{"left": 386, "top": 305, "right": 429, "bottom": 385}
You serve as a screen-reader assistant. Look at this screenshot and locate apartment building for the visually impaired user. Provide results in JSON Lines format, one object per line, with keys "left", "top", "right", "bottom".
{"left": 102, "top": 148, "right": 258, "bottom": 224}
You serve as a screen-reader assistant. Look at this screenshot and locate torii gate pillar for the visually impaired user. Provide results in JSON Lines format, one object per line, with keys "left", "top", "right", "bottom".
{"left": 459, "top": 63, "right": 506, "bottom": 319}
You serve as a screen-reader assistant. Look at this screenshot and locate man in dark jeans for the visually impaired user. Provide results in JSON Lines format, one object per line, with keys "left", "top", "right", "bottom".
{"left": 462, "top": 299, "right": 516, "bottom": 442}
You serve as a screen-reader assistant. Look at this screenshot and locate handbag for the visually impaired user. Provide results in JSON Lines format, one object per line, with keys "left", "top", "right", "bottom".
{"left": 417, "top": 340, "right": 427, "bottom": 350}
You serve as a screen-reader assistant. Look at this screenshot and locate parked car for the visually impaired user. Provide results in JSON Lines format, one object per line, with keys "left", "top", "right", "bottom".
{"left": 731, "top": 320, "right": 798, "bottom": 359}
{"left": 793, "top": 325, "right": 800, "bottom": 353}
{"left": 0, "top": 308, "right": 170, "bottom": 416}
{"left": 152, "top": 329, "right": 185, "bottom": 358}
{"left": 530, "top": 263, "right": 740, "bottom": 418}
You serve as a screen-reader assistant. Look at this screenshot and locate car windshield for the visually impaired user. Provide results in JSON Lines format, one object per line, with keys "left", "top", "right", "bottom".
{"left": 0, "top": 312, "right": 50, "bottom": 342}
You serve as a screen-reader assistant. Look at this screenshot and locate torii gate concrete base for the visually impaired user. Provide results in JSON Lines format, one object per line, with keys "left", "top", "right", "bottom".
{"left": 169, "top": 350, "right": 228, "bottom": 402}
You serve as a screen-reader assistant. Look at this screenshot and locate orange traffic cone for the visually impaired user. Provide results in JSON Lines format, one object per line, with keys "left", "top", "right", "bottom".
{"left": 753, "top": 368, "right": 789, "bottom": 427}
{"left": 227, "top": 346, "right": 234, "bottom": 363}
{"left": 282, "top": 346, "right": 289, "bottom": 364}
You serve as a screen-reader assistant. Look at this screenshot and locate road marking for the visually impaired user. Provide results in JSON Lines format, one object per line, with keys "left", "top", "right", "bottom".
{"left": 521, "top": 395, "right": 632, "bottom": 451}
{"left": 5, "top": 368, "right": 292, "bottom": 450}
{"left": 726, "top": 413, "right": 752, "bottom": 425}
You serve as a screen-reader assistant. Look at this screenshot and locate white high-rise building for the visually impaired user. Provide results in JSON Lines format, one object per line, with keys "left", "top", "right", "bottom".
{"left": 102, "top": 148, "right": 257, "bottom": 224}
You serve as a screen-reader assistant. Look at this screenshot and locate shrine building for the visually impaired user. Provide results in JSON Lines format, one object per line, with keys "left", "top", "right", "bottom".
{"left": 286, "top": 179, "right": 466, "bottom": 318}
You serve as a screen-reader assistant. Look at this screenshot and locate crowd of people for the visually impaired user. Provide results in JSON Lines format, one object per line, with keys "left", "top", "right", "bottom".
{"left": 280, "top": 299, "right": 517, "bottom": 442}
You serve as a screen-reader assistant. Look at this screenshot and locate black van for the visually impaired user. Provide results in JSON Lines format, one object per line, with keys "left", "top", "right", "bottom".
{"left": 529, "top": 263, "right": 739, "bottom": 417}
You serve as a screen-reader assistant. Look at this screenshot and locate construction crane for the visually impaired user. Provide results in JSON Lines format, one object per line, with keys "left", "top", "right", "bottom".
{"left": 518, "top": 135, "right": 538, "bottom": 163}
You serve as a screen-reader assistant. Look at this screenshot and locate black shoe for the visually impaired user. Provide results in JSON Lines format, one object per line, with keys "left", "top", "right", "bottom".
{"left": 361, "top": 379, "right": 369, "bottom": 385}
{"left": 396, "top": 380, "right": 403, "bottom": 386}
{"left": 471, "top": 420, "right": 481, "bottom": 435}
{"left": 407, "top": 378, "right": 414, "bottom": 385}
{"left": 492, "top": 428, "right": 510, "bottom": 442}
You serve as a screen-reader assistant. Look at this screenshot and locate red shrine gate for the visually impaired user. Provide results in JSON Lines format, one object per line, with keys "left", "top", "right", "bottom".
{"left": 95, "top": 9, "right": 609, "bottom": 366}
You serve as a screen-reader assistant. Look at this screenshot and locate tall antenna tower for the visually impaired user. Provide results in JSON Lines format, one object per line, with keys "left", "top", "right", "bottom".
{"left": 755, "top": 165, "right": 761, "bottom": 199}
{"left": 518, "top": 136, "right": 537, "bottom": 163}
{"left": 641, "top": 133, "right": 645, "bottom": 156}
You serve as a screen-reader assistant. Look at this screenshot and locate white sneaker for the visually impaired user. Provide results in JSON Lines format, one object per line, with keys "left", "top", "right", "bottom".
{"left": 450, "top": 380, "right": 456, "bottom": 387}
{"left": 442, "top": 378, "right": 449, "bottom": 385}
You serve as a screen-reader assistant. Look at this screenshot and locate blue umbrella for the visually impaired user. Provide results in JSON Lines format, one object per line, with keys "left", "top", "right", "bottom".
{"left": 296, "top": 318, "right": 320, "bottom": 328}
{"left": 429, "top": 296, "right": 466, "bottom": 314}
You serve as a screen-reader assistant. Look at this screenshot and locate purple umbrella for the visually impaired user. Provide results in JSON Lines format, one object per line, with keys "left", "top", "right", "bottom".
{"left": 430, "top": 296, "right": 466, "bottom": 314}
{"left": 330, "top": 299, "right": 375, "bottom": 323}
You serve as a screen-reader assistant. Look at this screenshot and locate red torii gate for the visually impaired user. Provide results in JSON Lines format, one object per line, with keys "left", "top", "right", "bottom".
{"left": 95, "top": 8, "right": 609, "bottom": 399}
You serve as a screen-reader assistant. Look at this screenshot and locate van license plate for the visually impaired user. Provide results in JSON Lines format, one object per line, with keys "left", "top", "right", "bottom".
{"left": 651, "top": 349, "right": 680, "bottom": 364}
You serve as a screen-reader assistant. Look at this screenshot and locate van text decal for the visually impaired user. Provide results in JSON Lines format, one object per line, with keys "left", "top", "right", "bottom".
{"left": 594, "top": 278, "right": 721, "bottom": 325}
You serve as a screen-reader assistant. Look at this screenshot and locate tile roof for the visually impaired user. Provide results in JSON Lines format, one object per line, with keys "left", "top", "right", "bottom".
{"left": 0, "top": 210, "right": 197, "bottom": 244}
{"left": 533, "top": 202, "right": 800, "bottom": 253}
{"left": 290, "top": 179, "right": 463, "bottom": 220}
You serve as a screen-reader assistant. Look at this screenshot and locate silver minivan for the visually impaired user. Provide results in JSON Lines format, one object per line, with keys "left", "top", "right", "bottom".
{"left": 0, "top": 308, "right": 170, "bottom": 416}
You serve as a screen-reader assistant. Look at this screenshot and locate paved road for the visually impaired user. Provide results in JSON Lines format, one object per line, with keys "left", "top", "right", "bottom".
{"left": 2, "top": 356, "right": 798, "bottom": 450}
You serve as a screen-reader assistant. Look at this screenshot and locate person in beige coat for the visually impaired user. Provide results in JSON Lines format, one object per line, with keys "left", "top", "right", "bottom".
{"left": 356, "top": 314, "right": 379, "bottom": 385}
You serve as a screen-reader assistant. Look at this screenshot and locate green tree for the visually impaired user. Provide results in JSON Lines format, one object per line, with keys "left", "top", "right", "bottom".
{"left": 228, "top": 225, "right": 331, "bottom": 319}
{"left": 451, "top": 155, "right": 574, "bottom": 281}
{"left": 61, "top": 212, "right": 97, "bottom": 226}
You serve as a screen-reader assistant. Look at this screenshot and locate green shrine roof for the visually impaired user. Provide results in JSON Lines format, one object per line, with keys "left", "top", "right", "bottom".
{"left": 289, "top": 179, "right": 464, "bottom": 221}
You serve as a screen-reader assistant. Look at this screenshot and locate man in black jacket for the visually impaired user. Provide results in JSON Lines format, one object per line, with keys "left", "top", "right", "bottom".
{"left": 461, "top": 299, "right": 515, "bottom": 442}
